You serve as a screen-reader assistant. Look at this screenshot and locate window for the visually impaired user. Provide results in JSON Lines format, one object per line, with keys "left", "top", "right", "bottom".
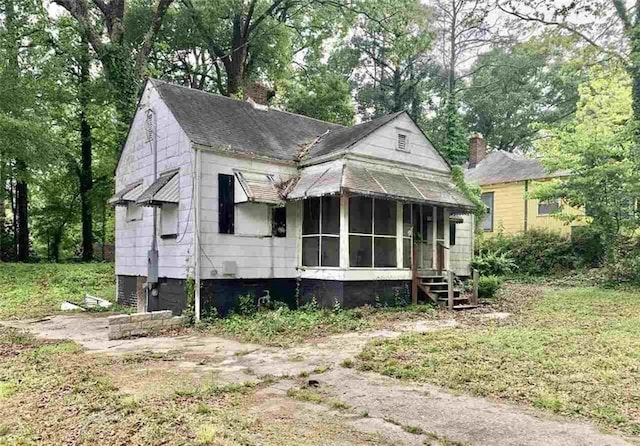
{"left": 272, "top": 207, "right": 286, "bottom": 237}
{"left": 126, "top": 203, "right": 143, "bottom": 222}
{"left": 349, "top": 197, "right": 397, "bottom": 267}
{"left": 302, "top": 197, "right": 339, "bottom": 267}
{"left": 538, "top": 199, "right": 560, "bottom": 215}
{"left": 219, "top": 174, "right": 234, "bottom": 234}
{"left": 397, "top": 133, "right": 409, "bottom": 152}
{"left": 161, "top": 204, "right": 178, "bottom": 238}
{"left": 402, "top": 203, "right": 413, "bottom": 268}
{"left": 481, "top": 192, "right": 494, "bottom": 232}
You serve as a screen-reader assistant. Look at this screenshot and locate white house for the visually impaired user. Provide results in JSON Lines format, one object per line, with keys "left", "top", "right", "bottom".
{"left": 109, "top": 79, "right": 476, "bottom": 317}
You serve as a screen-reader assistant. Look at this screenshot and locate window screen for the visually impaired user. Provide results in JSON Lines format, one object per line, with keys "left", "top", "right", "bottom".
{"left": 449, "top": 222, "right": 456, "bottom": 246}
{"left": 161, "top": 204, "right": 178, "bottom": 237}
{"left": 349, "top": 197, "right": 397, "bottom": 268}
{"left": 301, "top": 197, "right": 340, "bottom": 267}
{"left": 218, "top": 174, "right": 235, "bottom": 234}
{"left": 538, "top": 200, "right": 559, "bottom": 215}
{"left": 481, "top": 192, "right": 494, "bottom": 232}
{"left": 126, "top": 203, "right": 143, "bottom": 222}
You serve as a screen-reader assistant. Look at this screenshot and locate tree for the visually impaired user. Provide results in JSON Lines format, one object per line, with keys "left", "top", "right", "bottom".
{"left": 534, "top": 64, "right": 640, "bottom": 250}
{"left": 348, "top": 0, "right": 433, "bottom": 120}
{"left": 52, "top": 0, "right": 175, "bottom": 123}
{"left": 463, "top": 35, "right": 583, "bottom": 152}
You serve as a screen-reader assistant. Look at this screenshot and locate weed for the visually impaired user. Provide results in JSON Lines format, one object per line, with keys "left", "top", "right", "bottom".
{"left": 360, "top": 409, "right": 369, "bottom": 418}
{"left": 402, "top": 424, "right": 424, "bottom": 435}
{"left": 340, "top": 358, "right": 354, "bottom": 368}
{"left": 329, "top": 400, "right": 350, "bottom": 410}
{"left": 286, "top": 387, "right": 324, "bottom": 404}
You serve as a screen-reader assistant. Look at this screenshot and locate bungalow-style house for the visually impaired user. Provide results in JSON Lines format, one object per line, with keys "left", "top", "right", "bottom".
{"left": 465, "top": 134, "right": 584, "bottom": 236}
{"left": 110, "top": 79, "right": 477, "bottom": 318}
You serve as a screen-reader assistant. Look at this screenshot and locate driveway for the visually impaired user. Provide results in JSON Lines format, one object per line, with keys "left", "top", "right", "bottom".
{"left": 3, "top": 314, "right": 634, "bottom": 446}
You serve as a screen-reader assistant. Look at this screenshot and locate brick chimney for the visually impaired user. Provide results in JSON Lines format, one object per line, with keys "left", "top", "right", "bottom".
{"left": 468, "top": 133, "right": 487, "bottom": 168}
{"left": 243, "top": 81, "right": 275, "bottom": 106}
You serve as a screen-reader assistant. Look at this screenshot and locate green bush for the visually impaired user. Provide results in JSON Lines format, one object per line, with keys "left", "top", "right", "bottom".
{"left": 571, "top": 226, "right": 605, "bottom": 267}
{"left": 478, "top": 229, "right": 577, "bottom": 275}
{"left": 605, "top": 234, "right": 640, "bottom": 284}
{"left": 478, "top": 275, "right": 502, "bottom": 299}
{"left": 471, "top": 249, "right": 517, "bottom": 276}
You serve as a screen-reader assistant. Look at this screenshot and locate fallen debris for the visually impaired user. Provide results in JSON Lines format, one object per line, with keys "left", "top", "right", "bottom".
{"left": 60, "top": 301, "right": 85, "bottom": 312}
{"left": 84, "top": 294, "right": 113, "bottom": 309}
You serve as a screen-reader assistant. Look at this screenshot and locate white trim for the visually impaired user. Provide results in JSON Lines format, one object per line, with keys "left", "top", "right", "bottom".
{"left": 299, "top": 268, "right": 412, "bottom": 281}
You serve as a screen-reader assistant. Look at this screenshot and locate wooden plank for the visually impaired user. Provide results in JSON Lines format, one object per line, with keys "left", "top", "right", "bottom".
{"left": 447, "top": 270, "right": 454, "bottom": 310}
{"left": 471, "top": 269, "right": 479, "bottom": 305}
{"left": 412, "top": 243, "right": 418, "bottom": 305}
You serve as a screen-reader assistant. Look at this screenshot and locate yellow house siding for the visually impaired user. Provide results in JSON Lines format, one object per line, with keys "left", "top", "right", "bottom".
{"left": 527, "top": 181, "right": 584, "bottom": 236}
{"left": 480, "top": 179, "right": 585, "bottom": 237}
{"left": 482, "top": 182, "right": 526, "bottom": 235}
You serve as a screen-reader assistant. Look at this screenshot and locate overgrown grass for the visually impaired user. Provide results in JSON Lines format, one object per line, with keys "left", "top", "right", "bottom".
{"left": 357, "top": 286, "right": 640, "bottom": 435}
{"left": 206, "top": 304, "right": 436, "bottom": 347}
{"left": 0, "top": 263, "right": 115, "bottom": 319}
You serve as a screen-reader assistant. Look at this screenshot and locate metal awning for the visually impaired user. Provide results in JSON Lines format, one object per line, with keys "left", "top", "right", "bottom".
{"left": 234, "top": 170, "right": 284, "bottom": 205}
{"left": 288, "top": 162, "right": 475, "bottom": 213}
{"left": 108, "top": 181, "right": 143, "bottom": 207}
{"left": 137, "top": 170, "right": 180, "bottom": 207}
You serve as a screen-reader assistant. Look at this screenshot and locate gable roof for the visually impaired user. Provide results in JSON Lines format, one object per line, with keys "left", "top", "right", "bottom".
{"left": 305, "top": 111, "right": 405, "bottom": 158}
{"left": 465, "top": 151, "right": 567, "bottom": 186}
{"left": 150, "top": 79, "right": 342, "bottom": 161}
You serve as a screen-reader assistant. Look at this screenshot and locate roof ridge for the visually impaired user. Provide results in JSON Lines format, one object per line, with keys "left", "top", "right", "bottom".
{"left": 148, "top": 78, "right": 344, "bottom": 128}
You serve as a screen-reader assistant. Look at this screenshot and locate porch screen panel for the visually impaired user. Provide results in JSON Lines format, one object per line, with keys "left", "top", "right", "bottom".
{"left": 302, "top": 196, "right": 339, "bottom": 267}
{"left": 218, "top": 174, "right": 235, "bottom": 234}
{"left": 349, "top": 197, "right": 397, "bottom": 268}
{"left": 402, "top": 204, "right": 413, "bottom": 268}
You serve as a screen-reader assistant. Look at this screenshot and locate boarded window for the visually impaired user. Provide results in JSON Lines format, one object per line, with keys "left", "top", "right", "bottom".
{"left": 481, "top": 192, "right": 494, "bottom": 232}
{"left": 449, "top": 222, "right": 456, "bottom": 246}
{"left": 126, "top": 203, "right": 143, "bottom": 222}
{"left": 272, "top": 207, "right": 286, "bottom": 237}
{"left": 538, "top": 200, "right": 559, "bottom": 215}
{"left": 161, "top": 204, "right": 178, "bottom": 238}
{"left": 219, "top": 174, "right": 235, "bottom": 234}
{"left": 302, "top": 197, "right": 340, "bottom": 267}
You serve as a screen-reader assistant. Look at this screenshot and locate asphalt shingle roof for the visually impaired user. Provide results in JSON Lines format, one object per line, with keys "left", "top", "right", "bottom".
{"left": 465, "top": 151, "right": 566, "bottom": 186}
{"left": 151, "top": 79, "right": 342, "bottom": 161}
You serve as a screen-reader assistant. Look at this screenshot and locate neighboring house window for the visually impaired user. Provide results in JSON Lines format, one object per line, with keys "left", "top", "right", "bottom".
{"left": 218, "top": 174, "right": 235, "bottom": 234}
{"left": 396, "top": 132, "right": 409, "bottom": 152}
{"left": 481, "top": 192, "right": 494, "bottom": 232}
{"left": 538, "top": 199, "right": 559, "bottom": 215}
{"left": 349, "top": 197, "right": 397, "bottom": 267}
{"left": 302, "top": 197, "right": 340, "bottom": 267}
{"left": 402, "top": 203, "right": 413, "bottom": 268}
{"left": 161, "top": 204, "right": 178, "bottom": 238}
{"left": 126, "top": 203, "right": 143, "bottom": 222}
{"left": 272, "top": 207, "right": 286, "bottom": 237}
{"left": 449, "top": 222, "right": 456, "bottom": 246}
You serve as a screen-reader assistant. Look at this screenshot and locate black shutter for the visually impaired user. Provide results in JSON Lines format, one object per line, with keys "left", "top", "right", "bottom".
{"left": 272, "top": 207, "right": 286, "bottom": 237}
{"left": 218, "top": 174, "right": 234, "bottom": 234}
{"left": 449, "top": 222, "right": 456, "bottom": 246}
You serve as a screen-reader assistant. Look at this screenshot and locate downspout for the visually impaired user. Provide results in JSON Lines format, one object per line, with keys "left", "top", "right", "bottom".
{"left": 194, "top": 146, "right": 202, "bottom": 321}
{"left": 145, "top": 108, "right": 159, "bottom": 312}
{"left": 524, "top": 180, "right": 529, "bottom": 232}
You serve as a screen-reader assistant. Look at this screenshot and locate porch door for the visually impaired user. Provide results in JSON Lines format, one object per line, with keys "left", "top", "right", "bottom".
{"left": 416, "top": 204, "right": 433, "bottom": 269}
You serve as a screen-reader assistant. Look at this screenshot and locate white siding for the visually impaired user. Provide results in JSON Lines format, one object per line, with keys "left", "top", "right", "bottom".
{"left": 115, "top": 83, "right": 194, "bottom": 279}
{"left": 350, "top": 114, "right": 450, "bottom": 173}
{"left": 449, "top": 215, "right": 474, "bottom": 276}
{"left": 198, "top": 152, "right": 299, "bottom": 280}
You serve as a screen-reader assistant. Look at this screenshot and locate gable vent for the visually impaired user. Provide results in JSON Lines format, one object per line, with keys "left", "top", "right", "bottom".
{"left": 397, "top": 133, "right": 408, "bottom": 151}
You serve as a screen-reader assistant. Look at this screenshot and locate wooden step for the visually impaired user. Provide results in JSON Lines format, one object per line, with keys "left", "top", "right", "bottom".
{"left": 452, "top": 304, "right": 478, "bottom": 310}
{"left": 420, "top": 281, "right": 448, "bottom": 286}
{"left": 438, "top": 296, "right": 468, "bottom": 302}
{"left": 431, "top": 289, "right": 461, "bottom": 295}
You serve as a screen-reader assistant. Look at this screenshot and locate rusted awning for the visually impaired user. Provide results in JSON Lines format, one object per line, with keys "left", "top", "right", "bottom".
{"left": 137, "top": 170, "right": 180, "bottom": 207}
{"left": 234, "top": 170, "right": 284, "bottom": 205}
{"left": 108, "top": 181, "right": 143, "bottom": 207}
{"left": 288, "top": 162, "right": 475, "bottom": 213}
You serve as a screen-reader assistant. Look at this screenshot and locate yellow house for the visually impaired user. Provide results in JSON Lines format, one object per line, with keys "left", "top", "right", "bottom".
{"left": 465, "top": 135, "right": 583, "bottom": 237}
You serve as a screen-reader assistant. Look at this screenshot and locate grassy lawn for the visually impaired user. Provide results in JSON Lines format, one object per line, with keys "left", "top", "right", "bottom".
{"left": 0, "top": 328, "right": 391, "bottom": 445}
{"left": 357, "top": 285, "right": 640, "bottom": 435}
{"left": 0, "top": 263, "right": 115, "bottom": 319}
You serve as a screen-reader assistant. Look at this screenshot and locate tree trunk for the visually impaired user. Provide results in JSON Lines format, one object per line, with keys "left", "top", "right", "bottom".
{"left": 15, "top": 159, "right": 28, "bottom": 262}
{"left": 0, "top": 160, "right": 6, "bottom": 260}
{"left": 79, "top": 37, "right": 94, "bottom": 261}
